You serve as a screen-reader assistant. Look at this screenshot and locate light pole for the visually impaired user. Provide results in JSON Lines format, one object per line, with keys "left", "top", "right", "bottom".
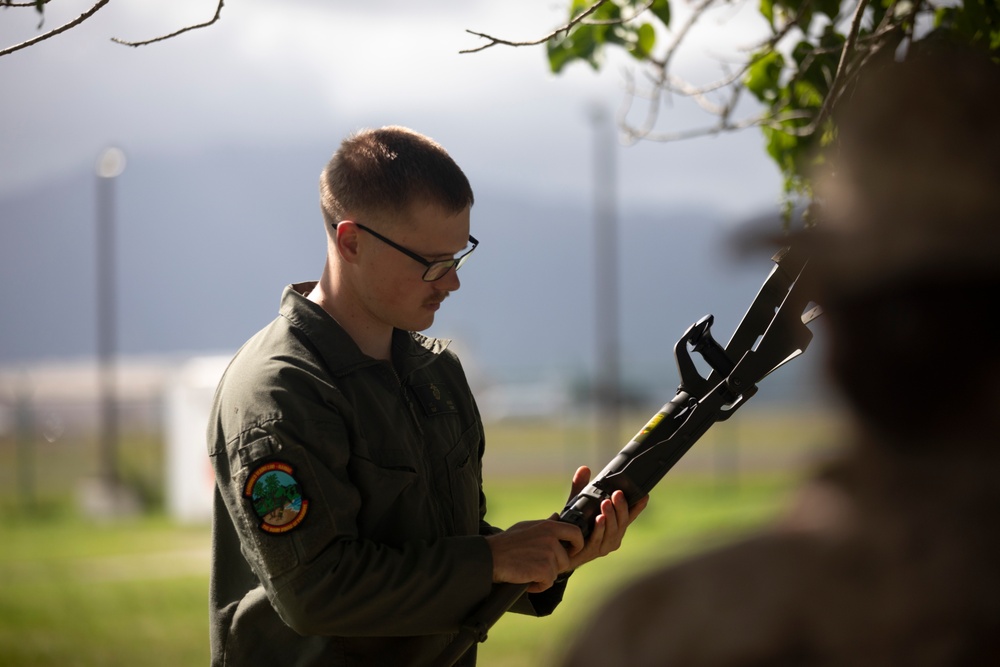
{"left": 589, "top": 105, "right": 621, "bottom": 460}
{"left": 95, "top": 147, "right": 125, "bottom": 489}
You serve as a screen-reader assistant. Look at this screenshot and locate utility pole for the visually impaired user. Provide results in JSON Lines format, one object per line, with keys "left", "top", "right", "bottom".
{"left": 15, "top": 371, "right": 36, "bottom": 513}
{"left": 95, "top": 147, "right": 125, "bottom": 489}
{"left": 590, "top": 105, "right": 621, "bottom": 460}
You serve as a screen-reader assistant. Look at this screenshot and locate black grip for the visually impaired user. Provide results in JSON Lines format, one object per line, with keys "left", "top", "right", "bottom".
{"left": 437, "top": 246, "right": 816, "bottom": 667}
{"left": 559, "top": 487, "right": 610, "bottom": 539}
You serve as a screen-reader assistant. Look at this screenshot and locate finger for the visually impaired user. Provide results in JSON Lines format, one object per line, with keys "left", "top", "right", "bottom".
{"left": 587, "top": 510, "right": 607, "bottom": 549}
{"left": 599, "top": 498, "right": 621, "bottom": 551}
{"left": 568, "top": 466, "right": 591, "bottom": 500}
{"left": 554, "top": 522, "right": 586, "bottom": 555}
{"left": 611, "top": 490, "right": 631, "bottom": 528}
{"left": 600, "top": 497, "right": 618, "bottom": 530}
{"left": 569, "top": 512, "right": 607, "bottom": 568}
{"left": 526, "top": 579, "right": 554, "bottom": 594}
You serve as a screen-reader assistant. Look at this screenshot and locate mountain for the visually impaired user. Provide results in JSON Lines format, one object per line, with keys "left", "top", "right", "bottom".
{"left": 0, "top": 144, "right": 824, "bottom": 405}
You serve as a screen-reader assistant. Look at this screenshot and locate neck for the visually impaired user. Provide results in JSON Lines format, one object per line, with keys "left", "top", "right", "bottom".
{"left": 308, "top": 264, "right": 393, "bottom": 361}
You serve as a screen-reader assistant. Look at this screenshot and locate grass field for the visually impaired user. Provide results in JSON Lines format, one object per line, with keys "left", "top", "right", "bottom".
{"left": 0, "top": 408, "right": 838, "bottom": 666}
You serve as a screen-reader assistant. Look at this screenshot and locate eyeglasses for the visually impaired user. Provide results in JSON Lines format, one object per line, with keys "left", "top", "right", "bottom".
{"left": 340, "top": 221, "right": 479, "bottom": 282}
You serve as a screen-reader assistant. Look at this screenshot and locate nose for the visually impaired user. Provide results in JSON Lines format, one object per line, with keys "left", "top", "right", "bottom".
{"left": 434, "top": 267, "right": 461, "bottom": 292}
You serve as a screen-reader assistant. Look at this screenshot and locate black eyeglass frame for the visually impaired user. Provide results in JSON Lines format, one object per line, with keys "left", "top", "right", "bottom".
{"left": 335, "top": 221, "right": 479, "bottom": 282}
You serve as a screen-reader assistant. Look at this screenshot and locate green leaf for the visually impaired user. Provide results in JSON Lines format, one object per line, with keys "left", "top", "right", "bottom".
{"left": 649, "top": 0, "right": 671, "bottom": 27}
{"left": 745, "top": 50, "right": 785, "bottom": 102}
{"left": 790, "top": 39, "right": 812, "bottom": 67}
{"left": 631, "top": 22, "right": 656, "bottom": 60}
{"left": 593, "top": 0, "right": 624, "bottom": 21}
{"left": 771, "top": 0, "right": 816, "bottom": 32}
{"left": 763, "top": 125, "right": 797, "bottom": 171}
{"left": 547, "top": 24, "right": 602, "bottom": 73}
{"left": 549, "top": 0, "right": 632, "bottom": 73}
{"left": 569, "top": 0, "right": 593, "bottom": 19}
{"left": 814, "top": 0, "right": 841, "bottom": 20}
{"left": 933, "top": 0, "right": 1000, "bottom": 55}
{"left": 602, "top": 24, "right": 626, "bottom": 47}
{"left": 760, "top": 0, "right": 776, "bottom": 27}
{"left": 792, "top": 79, "right": 823, "bottom": 108}
{"left": 818, "top": 23, "right": 846, "bottom": 51}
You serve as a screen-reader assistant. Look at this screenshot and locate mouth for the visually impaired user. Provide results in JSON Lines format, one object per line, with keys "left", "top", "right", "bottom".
{"left": 425, "top": 293, "right": 448, "bottom": 311}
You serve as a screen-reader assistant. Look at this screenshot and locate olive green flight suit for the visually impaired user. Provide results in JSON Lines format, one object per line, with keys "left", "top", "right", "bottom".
{"left": 208, "top": 283, "right": 565, "bottom": 666}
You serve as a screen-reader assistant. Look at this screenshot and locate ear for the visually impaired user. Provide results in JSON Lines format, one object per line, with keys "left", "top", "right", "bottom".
{"left": 334, "top": 220, "right": 362, "bottom": 265}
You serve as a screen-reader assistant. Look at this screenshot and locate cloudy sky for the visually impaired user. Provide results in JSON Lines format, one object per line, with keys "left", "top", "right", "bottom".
{"left": 1, "top": 0, "right": 782, "bottom": 212}
{"left": 0, "top": 0, "right": 821, "bottom": 395}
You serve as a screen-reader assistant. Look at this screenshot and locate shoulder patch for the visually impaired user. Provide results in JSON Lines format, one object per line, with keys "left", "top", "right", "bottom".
{"left": 244, "top": 461, "right": 309, "bottom": 534}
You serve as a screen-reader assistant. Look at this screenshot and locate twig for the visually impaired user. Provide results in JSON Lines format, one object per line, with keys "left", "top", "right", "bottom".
{"left": 111, "top": 0, "right": 224, "bottom": 47}
{"left": 460, "top": 0, "right": 612, "bottom": 54}
{"left": 648, "top": 0, "right": 717, "bottom": 71}
{"left": 581, "top": 0, "right": 655, "bottom": 26}
{"left": 624, "top": 110, "right": 764, "bottom": 143}
{"left": 800, "top": 0, "right": 872, "bottom": 133}
{"left": 0, "top": 0, "right": 109, "bottom": 58}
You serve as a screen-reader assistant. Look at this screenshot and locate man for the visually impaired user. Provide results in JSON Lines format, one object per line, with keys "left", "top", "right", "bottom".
{"left": 559, "top": 42, "right": 1000, "bottom": 667}
{"left": 208, "top": 126, "right": 646, "bottom": 666}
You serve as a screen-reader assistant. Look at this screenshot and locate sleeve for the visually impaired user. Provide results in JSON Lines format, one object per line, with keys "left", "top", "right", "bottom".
{"left": 213, "top": 405, "right": 495, "bottom": 638}
{"left": 471, "top": 397, "right": 572, "bottom": 619}
{"left": 524, "top": 572, "right": 572, "bottom": 616}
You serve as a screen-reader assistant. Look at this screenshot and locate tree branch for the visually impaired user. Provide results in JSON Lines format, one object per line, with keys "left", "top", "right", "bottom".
{"left": 791, "top": 0, "right": 908, "bottom": 138}
{"left": 624, "top": 0, "right": 790, "bottom": 144}
{"left": 580, "top": 0, "right": 655, "bottom": 26}
{"left": 814, "top": 0, "right": 872, "bottom": 122}
{"left": 460, "top": 0, "right": 613, "bottom": 54}
{"left": 624, "top": 108, "right": 767, "bottom": 143}
{"left": 648, "top": 0, "right": 717, "bottom": 71}
{"left": 460, "top": 0, "right": 665, "bottom": 55}
{"left": 0, "top": 0, "right": 109, "bottom": 58}
{"left": 111, "top": 0, "right": 224, "bottom": 47}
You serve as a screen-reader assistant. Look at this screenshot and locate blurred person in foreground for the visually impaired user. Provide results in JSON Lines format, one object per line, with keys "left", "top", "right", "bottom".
{"left": 207, "top": 125, "right": 646, "bottom": 667}
{"left": 560, "top": 41, "right": 1000, "bottom": 667}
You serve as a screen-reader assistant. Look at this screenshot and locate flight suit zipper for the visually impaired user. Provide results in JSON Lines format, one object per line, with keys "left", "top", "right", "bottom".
{"left": 389, "top": 361, "right": 450, "bottom": 534}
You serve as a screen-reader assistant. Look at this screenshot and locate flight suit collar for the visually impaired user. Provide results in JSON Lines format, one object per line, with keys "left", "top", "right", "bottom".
{"left": 280, "top": 282, "right": 450, "bottom": 380}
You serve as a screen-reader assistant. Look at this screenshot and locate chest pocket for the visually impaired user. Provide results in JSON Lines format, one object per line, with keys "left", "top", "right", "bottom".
{"left": 411, "top": 382, "right": 460, "bottom": 417}
{"left": 347, "top": 455, "right": 421, "bottom": 544}
{"left": 445, "top": 422, "right": 483, "bottom": 535}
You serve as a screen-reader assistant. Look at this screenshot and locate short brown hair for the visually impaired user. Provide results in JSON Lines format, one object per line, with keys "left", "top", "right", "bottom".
{"left": 319, "top": 126, "right": 474, "bottom": 226}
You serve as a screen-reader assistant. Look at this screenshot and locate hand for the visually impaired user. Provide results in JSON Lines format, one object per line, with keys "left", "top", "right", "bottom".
{"left": 564, "top": 466, "right": 649, "bottom": 571}
{"left": 485, "top": 518, "right": 585, "bottom": 593}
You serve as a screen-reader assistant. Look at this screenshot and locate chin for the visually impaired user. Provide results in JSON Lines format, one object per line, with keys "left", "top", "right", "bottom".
{"left": 405, "top": 313, "right": 436, "bottom": 333}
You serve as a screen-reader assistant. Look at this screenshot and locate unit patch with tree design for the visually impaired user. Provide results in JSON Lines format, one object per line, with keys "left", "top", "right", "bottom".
{"left": 244, "top": 461, "right": 310, "bottom": 533}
